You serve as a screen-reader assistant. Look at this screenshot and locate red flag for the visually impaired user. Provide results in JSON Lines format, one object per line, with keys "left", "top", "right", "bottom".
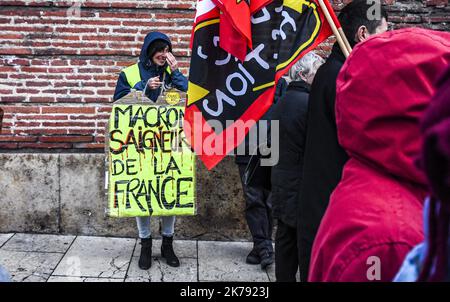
{"left": 213, "top": 0, "right": 274, "bottom": 61}
{"left": 187, "top": 0, "right": 336, "bottom": 169}
{"left": 218, "top": 11, "right": 248, "bottom": 61}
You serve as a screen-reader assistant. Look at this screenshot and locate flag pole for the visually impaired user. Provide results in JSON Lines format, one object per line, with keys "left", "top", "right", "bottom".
{"left": 338, "top": 27, "right": 352, "bottom": 53}
{"left": 317, "top": 0, "right": 351, "bottom": 58}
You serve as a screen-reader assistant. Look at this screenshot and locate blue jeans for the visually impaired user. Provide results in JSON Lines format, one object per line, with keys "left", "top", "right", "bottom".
{"left": 136, "top": 216, "right": 175, "bottom": 239}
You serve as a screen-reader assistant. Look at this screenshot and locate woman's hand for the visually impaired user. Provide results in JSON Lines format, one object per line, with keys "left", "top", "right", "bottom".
{"left": 147, "top": 76, "right": 162, "bottom": 90}
{"left": 166, "top": 52, "right": 179, "bottom": 72}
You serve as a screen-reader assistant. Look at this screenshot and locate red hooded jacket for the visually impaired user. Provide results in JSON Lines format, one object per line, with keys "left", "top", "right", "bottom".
{"left": 309, "top": 28, "right": 450, "bottom": 282}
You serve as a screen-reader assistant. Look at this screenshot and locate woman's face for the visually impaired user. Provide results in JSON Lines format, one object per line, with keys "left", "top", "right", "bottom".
{"left": 152, "top": 46, "right": 169, "bottom": 66}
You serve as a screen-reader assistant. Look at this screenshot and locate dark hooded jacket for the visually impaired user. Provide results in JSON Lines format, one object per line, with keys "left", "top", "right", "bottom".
{"left": 113, "top": 32, "right": 188, "bottom": 101}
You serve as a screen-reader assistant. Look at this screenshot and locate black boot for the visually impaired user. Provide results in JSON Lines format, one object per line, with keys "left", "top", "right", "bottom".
{"left": 259, "top": 249, "right": 274, "bottom": 270}
{"left": 161, "top": 235, "right": 180, "bottom": 267}
{"left": 138, "top": 237, "right": 152, "bottom": 270}
{"left": 246, "top": 247, "right": 261, "bottom": 265}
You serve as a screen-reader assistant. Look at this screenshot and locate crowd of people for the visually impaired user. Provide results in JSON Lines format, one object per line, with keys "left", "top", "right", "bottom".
{"left": 240, "top": 0, "right": 450, "bottom": 282}
{"left": 109, "top": 0, "right": 450, "bottom": 282}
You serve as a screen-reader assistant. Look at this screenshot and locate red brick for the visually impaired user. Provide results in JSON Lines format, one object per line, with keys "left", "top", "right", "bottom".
{"left": 0, "top": 66, "right": 17, "bottom": 72}
{"left": 16, "top": 88, "right": 40, "bottom": 94}
{"left": 82, "top": 35, "right": 135, "bottom": 42}
{"left": 84, "top": 97, "right": 111, "bottom": 103}
{"left": 23, "top": 129, "right": 67, "bottom": 135}
{"left": 0, "top": 96, "right": 26, "bottom": 102}
{"left": 29, "top": 96, "right": 56, "bottom": 102}
{"left": 83, "top": 82, "right": 106, "bottom": 87}
{"left": 21, "top": 67, "right": 47, "bottom": 73}
{"left": 0, "top": 142, "right": 18, "bottom": 149}
{"left": 0, "top": 48, "right": 32, "bottom": 56}
{"left": 55, "top": 97, "right": 83, "bottom": 103}
{"left": 26, "top": 81, "right": 51, "bottom": 87}
{"left": 0, "top": 18, "right": 12, "bottom": 24}
{"left": 97, "top": 90, "right": 115, "bottom": 96}
{"left": 18, "top": 142, "right": 72, "bottom": 149}
{"left": 77, "top": 68, "right": 103, "bottom": 73}
{"left": 10, "top": 59, "right": 30, "bottom": 66}
{"left": 2, "top": 106, "right": 40, "bottom": 114}
{"left": 10, "top": 74, "right": 36, "bottom": 79}
{"left": 0, "top": 34, "right": 24, "bottom": 40}
{"left": 35, "top": 74, "right": 64, "bottom": 80}
{"left": 15, "top": 121, "right": 40, "bottom": 127}
{"left": 67, "top": 129, "right": 95, "bottom": 135}
{"left": 69, "top": 59, "right": 88, "bottom": 66}
{"left": 97, "top": 107, "right": 113, "bottom": 113}
{"left": 47, "top": 68, "right": 74, "bottom": 73}
{"left": 55, "top": 82, "right": 79, "bottom": 88}
{"left": 42, "top": 121, "right": 96, "bottom": 127}
{"left": 39, "top": 136, "right": 93, "bottom": 143}
{"left": 0, "top": 135, "right": 37, "bottom": 142}
{"left": 68, "top": 89, "right": 94, "bottom": 95}
{"left": 65, "top": 75, "right": 92, "bottom": 80}
{"left": 41, "top": 107, "right": 95, "bottom": 114}
{"left": 41, "top": 89, "right": 69, "bottom": 94}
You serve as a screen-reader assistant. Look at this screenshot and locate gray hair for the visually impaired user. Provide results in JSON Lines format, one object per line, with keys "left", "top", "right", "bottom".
{"left": 288, "top": 52, "right": 325, "bottom": 82}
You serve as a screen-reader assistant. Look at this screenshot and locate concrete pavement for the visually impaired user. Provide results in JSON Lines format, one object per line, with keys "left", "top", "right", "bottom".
{"left": 0, "top": 233, "right": 277, "bottom": 282}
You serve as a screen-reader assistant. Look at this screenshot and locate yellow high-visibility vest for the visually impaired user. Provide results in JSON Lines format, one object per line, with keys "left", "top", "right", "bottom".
{"left": 122, "top": 63, "right": 172, "bottom": 88}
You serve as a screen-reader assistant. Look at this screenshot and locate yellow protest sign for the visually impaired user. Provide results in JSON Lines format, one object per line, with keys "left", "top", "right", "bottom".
{"left": 106, "top": 104, "right": 195, "bottom": 217}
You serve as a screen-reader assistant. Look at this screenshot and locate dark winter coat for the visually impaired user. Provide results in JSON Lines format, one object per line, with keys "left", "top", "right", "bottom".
{"left": 296, "top": 43, "right": 349, "bottom": 282}
{"left": 270, "top": 80, "right": 310, "bottom": 228}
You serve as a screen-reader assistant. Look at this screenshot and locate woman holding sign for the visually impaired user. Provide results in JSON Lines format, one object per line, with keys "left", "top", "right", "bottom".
{"left": 113, "top": 32, "right": 188, "bottom": 269}
{"left": 113, "top": 31, "right": 188, "bottom": 102}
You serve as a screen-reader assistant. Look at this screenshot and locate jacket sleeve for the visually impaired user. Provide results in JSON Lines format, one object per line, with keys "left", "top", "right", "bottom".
{"left": 169, "top": 69, "right": 188, "bottom": 92}
{"left": 113, "top": 72, "right": 131, "bottom": 101}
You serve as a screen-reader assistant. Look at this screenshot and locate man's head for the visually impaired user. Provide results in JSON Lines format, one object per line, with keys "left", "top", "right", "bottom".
{"left": 338, "top": 0, "right": 388, "bottom": 47}
{"left": 147, "top": 39, "right": 170, "bottom": 66}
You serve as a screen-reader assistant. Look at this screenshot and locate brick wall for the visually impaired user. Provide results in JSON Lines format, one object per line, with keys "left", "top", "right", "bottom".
{"left": 0, "top": 0, "right": 449, "bottom": 151}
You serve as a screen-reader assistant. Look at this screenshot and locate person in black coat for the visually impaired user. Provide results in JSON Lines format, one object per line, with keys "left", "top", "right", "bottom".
{"left": 236, "top": 78, "right": 288, "bottom": 270}
{"left": 271, "top": 52, "right": 324, "bottom": 282}
{"left": 297, "top": 0, "right": 388, "bottom": 281}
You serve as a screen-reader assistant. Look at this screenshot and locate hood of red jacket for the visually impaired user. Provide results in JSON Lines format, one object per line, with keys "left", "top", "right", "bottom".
{"left": 336, "top": 28, "right": 450, "bottom": 187}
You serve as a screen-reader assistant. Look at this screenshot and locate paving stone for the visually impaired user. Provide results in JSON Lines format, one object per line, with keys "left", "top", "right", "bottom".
{"left": 198, "top": 241, "right": 270, "bottom": 282}
{"left": 0, "top": 233, "right": 13, "bottom": 247}
{"left": 0, "top": 250, "right": 63, "bottom": 282}
{"left": 1, "top": 233, "right": 75, "bottom": 253}
{"left": 47, "top": 276, "right": 123, "bottom": 282}
{"left": 52, "top": 236, "right": 135, "bottom": 278}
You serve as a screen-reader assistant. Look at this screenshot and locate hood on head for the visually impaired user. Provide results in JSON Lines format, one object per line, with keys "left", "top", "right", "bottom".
{"left": 335, "top": 28, "right": 450, "bottom": 186}
{"left": 139, "top": 32, "right": 172, "bottom": 67}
